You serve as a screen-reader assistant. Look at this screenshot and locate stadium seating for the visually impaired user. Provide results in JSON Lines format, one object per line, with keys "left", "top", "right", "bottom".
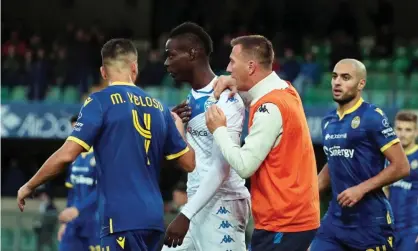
{"left": 10, "top": 86, "right": 27, "bottom": 102}
{"left": 2, "top": 86, "right": 9, "bottom": 101}
{"left": 62, "top": 86, "right": 79, "bottom": 103}
{"left": 1, "top": 43, "right": 417, "bottom": 109}
{"left": 45, "top": 86, "right": 61, "bottom": 102}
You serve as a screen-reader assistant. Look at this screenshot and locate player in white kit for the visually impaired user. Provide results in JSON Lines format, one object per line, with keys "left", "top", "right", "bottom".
{"left": 163, "top": 22, "right": 251, "bottom": 250}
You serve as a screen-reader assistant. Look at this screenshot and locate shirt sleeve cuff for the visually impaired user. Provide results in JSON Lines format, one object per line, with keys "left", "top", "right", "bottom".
{"left": 180, "top": 206, "right": 194, "bottom": 220}
{"left": 67, "top": 136, "right": 91, "bottom": 151}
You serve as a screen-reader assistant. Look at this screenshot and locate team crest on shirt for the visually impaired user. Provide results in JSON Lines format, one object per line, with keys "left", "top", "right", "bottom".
{"left": 411, "top": 160, "right": 418, "bottom": 170}
{"left": 204, "top": 96, "right": 218, "bottom": 111}
{"left": 351, "top": 116, "right": 361, "bottom": 129}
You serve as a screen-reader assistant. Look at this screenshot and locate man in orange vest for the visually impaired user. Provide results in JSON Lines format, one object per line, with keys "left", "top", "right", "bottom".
{"left": 205, "top": 35, "right": 320, "bottom": 251}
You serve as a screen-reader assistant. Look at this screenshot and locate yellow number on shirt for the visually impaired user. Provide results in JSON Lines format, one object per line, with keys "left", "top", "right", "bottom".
{"left": 89, "top": 246, "right": 100, "bottom": 251}
{"left": 366, "top": 245, "right": 388, "bottom": 251}
{"left": 132, "top": 110, "right": 152, "bottom": 165}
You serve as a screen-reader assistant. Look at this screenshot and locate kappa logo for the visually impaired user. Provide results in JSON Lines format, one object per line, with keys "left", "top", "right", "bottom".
{"left": 220, "top": 235, "right": 235, "bottom": 244}
{"left": 218, "top": 220, "right": 233, "bottom": 229}
{"left": 117, "top": 236, "right": 125, "bottom": 249}
{"left": 258, "top": 105, "right": 269, "bottom": 113}
{"left": 216, "top": 206, "right": 231, "bottom": 215}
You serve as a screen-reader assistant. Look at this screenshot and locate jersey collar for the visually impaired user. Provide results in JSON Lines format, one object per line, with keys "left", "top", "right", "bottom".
{"left": 249, "top": 72, "right": 288, "bottom": 105}
{"left": 405, "top": 144, "right": 418, "bottom": 156}
{"left": 110, "top": 81, "right": 136, "bottom": 86}
{"left": 336, "top": 97, "right": 364, "bottom": 120}
{"left": 191, "top": 76, "right": 217, "bottom": 95}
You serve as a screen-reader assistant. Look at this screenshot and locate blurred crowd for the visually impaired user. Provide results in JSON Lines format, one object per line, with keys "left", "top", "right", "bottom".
{"left": 1, "top": 23, "right": 105, "bottom": 101}
{"left": 3, "top": 0, "right": 417, "bottom": 103}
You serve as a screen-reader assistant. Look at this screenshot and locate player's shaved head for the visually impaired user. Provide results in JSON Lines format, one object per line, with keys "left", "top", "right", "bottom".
{"left": 331, "top": 58, "right": 367, "bottom": 106}
{"left": 168, "top": 22, "right": 213, "bottom": 57}
{"left": 101, "top": 38, "right": 138, "bottom": 70}
{"left": 336, "top": 58, "right": 367, "bottom": 80}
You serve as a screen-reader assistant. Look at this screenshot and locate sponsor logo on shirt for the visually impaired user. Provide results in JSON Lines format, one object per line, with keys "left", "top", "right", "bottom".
{"left": 381, "top": 127, "right": 396, "bottom": 138}
{"left": 325, "top": 133, "right": 347, "bottom": 140}
{"left": 70, "top": 174, "right": 95, "bottom": 186}
{"left": 391, "top": 180, "right": 412, "bottom": 190}
{"left": 187, "top": 126, "right": 209, "bottom": 137}
{"left": 71, "top": 166, "right": 89, "bottom": 172}
{"left": 323, "top": 146, "right": 354, "bottom": 158}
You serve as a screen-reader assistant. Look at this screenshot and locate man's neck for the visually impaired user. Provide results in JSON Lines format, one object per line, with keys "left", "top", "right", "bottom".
{"left": 108, "top": 77, "right": 134, "bottom": 85}
{"left": 404, "top": 143, "right": 417, "bottom": 154}
{"left": 337, "top": 95, "right": 362, "bottom": 114}
{"left": 190, "top": 64, "right": 216, "bottom": 90}
{"left": 247, "top": 70, "right": 273, "bottom": 91}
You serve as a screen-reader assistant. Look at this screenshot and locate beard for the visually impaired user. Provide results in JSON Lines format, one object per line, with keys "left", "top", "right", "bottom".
{"left": 333, "top": 93, "right": 356, "bottom": 106}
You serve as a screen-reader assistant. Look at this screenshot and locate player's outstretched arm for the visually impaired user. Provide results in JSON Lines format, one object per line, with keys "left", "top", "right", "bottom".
{"left": 17, "top": 141, "right": 85, "bottom": 212}
{"left": 318, "top": 163, "right": 330, "bottom": 194}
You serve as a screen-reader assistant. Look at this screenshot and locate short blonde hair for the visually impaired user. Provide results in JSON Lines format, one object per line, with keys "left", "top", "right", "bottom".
{"left": 230, "top": 35, "right": 274, "bottom": 69}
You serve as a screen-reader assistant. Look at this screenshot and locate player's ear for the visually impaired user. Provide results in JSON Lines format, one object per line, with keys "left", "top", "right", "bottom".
{"left": 100, "top": 66, "right": 107, "bottom": 80}
{"left": 189, "top": 48, "right": 196, "bottom": 61}
{"left": 358, "top": 79, "right": 366, "bottom": 91}
{"left": 248, "top": 60, "right": 256, "bottom": 75}
{"left": 131, "top": 61, "right": 138, "bottom": 76}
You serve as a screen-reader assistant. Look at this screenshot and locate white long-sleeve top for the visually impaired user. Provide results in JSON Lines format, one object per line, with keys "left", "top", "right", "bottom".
{"left": 180, "top": 78, "right": 250, "bottom": 220}
{"left": 213, "top": 72, "right": 288, "bottom": 178}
